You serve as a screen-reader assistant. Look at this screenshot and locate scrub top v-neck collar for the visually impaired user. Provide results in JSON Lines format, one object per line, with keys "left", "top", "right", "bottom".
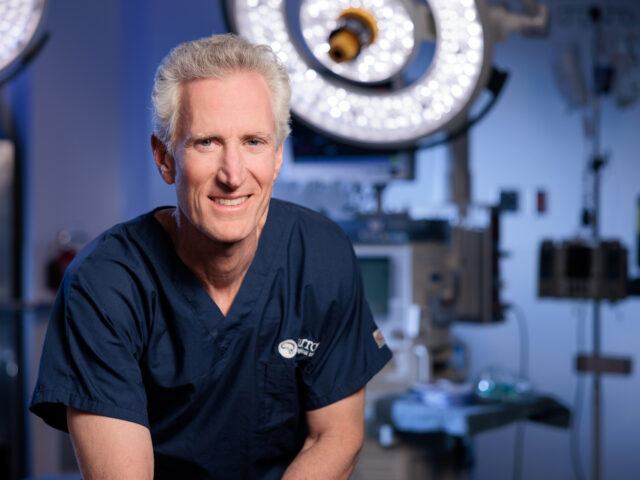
{"left": 148, "top": 202, "right": 287, "bottom": 336}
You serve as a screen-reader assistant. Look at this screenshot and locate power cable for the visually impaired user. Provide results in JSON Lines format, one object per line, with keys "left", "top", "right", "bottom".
{"left": 508, "top": 303, "right": 530, "bottom": 480}
{"left": 510, "top": 304, "right": 530, "bottom": 379}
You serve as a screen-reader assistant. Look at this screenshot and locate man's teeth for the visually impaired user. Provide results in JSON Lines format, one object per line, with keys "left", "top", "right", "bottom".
{"left": 214, "top": 196, "right": 248, "bottom": 206}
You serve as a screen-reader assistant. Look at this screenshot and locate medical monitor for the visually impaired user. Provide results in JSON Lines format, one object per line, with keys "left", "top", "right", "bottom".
{"left": 357, "top": 256, "right": 391, "bottom": 317}
{"left": 354, "top": 243, "right": 426, "bottom": 346}
{"left": 284, "top": 120, "right": 416, "bottom": 184}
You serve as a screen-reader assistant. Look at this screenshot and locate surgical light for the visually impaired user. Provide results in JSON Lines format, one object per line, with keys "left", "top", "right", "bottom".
{"left": 225, "top": 0, "right": 492, "bottom": 148}
{"left": 0, "top": 0, "right": 47, "bottom": 78}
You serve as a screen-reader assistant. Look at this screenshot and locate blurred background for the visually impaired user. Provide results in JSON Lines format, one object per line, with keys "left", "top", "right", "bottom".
{"left": 1, "top": 0, "right": 639, "bottom": 479}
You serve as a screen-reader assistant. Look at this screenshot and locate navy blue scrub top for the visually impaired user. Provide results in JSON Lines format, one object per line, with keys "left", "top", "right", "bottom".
{"left": 30, "top": 199, "right": 392, "bottom": 479}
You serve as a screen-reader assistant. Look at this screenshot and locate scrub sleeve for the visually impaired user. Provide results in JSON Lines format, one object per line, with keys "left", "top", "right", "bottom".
{"left": 30, "top": 255, "right": 149, "bottom": 432}
{"left": 300, "top": 236, "right": 392, "bottom": 411}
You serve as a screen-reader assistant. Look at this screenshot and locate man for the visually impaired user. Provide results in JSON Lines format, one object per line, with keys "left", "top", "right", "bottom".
{"left": 30, "top": 34, "right": 392, "bottom": 479}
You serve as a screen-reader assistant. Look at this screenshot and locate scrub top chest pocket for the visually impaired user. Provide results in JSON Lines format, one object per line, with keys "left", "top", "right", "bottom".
{"left": 258, "top": 359, "right": 300, "bottom": 432}
{"left": 252, "top": 356, "right": 305, "bottom": 463}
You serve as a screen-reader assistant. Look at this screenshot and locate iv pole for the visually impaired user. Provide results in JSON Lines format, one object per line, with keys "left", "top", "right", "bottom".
{"left": 577, "top": 8, "right": 633, "bottom": 480}
{"left": 584, "top": 8, "right": 605, "bottom": 479}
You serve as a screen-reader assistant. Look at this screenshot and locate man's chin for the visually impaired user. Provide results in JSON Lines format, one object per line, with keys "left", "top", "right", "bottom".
{"left": 202, "top": 226, "right": 253, "bottom": 246}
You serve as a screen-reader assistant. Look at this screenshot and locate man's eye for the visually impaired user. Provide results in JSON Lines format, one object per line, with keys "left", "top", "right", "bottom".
{"left": 247, "top": 138, "right": 265, "bottom": 146}
{"left": 199, "top": 138, "right": 213, "bottom": 147}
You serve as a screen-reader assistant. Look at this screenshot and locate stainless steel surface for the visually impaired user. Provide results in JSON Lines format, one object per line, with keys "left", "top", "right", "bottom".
{"left": 0, "top": 139, "right": 17, "bottom": 478}
{"left": 0, "top": 140, "right": 14, "bottom": 299}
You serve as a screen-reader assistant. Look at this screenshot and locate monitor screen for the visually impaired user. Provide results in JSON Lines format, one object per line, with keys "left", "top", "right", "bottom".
{"left": 358, "top": 256, "right": 391, "bottom": 317}
{"left": 286, "top": 119, "right": 415, "bottom": 183}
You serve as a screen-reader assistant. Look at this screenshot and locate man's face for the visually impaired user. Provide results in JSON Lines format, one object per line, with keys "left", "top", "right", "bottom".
{"left": 162, "top": 71, "right": 283, "bottom": 245}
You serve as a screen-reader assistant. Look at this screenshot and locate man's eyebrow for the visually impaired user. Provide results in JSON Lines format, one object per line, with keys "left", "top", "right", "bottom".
{"left": 242, "top": 132, "right": 273, "bottom": 139}
{"left": 183, "top": 131, "right": 274, "bottom": 146}
{"left": 184, "top": 133, "right": 220, "bottom": 145}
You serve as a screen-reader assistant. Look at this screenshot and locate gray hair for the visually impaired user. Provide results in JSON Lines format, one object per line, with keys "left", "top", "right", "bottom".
{"left": 151, "top": 33, "right": 291, "bottom": 154}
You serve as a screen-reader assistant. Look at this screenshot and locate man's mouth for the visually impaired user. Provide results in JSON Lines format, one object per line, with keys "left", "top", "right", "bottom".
{"left": 211, "top": 195, "right": 250, "bottom": 206}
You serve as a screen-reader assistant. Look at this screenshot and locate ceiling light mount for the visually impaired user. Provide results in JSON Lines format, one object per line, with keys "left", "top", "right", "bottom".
{"left": 328, "top": 7, "right": 378, "bottom": 63}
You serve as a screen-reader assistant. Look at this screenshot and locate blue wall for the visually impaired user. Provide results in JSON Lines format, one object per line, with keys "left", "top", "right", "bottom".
{"left": 387, "top": 33, "right": 640, "bottom": 479}
{"left": 15, "top": 0, "right": 640, "bottom": 478}
{"left": 461, "top": 36, "right": 640, "bottom": 480}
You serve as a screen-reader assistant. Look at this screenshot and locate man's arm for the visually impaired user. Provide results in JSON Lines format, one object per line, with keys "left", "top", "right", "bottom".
{"left": 67, "top": 407, "right": 154, "bottom": 480}
{"left": 283, "top": 387, "right": 365, "bottom": 480}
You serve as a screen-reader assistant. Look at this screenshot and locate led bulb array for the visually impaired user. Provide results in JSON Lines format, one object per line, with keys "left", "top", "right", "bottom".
{"left": 0, "top": 0, "right": 46, "bottom": 75}
{"left": 230, "top": 0, "right": 488, "bottom": 147}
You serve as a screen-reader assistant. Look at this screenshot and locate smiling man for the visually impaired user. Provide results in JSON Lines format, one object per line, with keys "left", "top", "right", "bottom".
{"left": 30, "top": 34, "right": 392, "bottom": 479}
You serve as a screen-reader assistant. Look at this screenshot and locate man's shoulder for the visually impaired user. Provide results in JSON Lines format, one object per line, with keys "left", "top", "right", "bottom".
{"left": 63, "top": 210, "right": 161, "bottom": 291}
{"left": 269, "top": 199, "right": 357, "bottom": 286}
{"left": 270, "top": 198, "right": 352, "bottom": 249}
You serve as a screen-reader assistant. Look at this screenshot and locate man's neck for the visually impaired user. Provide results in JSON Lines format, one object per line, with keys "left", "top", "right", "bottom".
{"left": 155, "top": 208, "right": 261, "bottom": 315}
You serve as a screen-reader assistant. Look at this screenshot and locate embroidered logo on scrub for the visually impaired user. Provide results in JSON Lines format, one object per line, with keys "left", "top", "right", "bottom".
{"left": 278, "top": 340, "right": 298, "bottom": 359}
{"left": 373, "top": 329, "right": 386, "bottom": 348}
{"left": 278, "top": 338, "right": 320, "bottom": 358}
{"left": 297, "top": 338, "right": 319, "bottom": 357}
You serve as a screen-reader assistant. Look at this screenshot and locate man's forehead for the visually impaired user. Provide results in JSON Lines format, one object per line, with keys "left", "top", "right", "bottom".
{"left": 178, "top": 72, "right": 276, "bottom": 135}
{"left": 182, "top": 71, "right": 271, "bottom": 99}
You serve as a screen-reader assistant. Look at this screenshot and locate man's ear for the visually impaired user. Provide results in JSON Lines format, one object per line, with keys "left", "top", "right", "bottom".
{"left": 273, "top": 143, "right": 284, "bottom": 181}
{"left": 151, "top": 135, "right": 175, "bottom": 185}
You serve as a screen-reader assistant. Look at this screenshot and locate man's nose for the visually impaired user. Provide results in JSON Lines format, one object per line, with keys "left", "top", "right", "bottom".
{"left": 217, "top": 144, "right": 246, "bottom": 190}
